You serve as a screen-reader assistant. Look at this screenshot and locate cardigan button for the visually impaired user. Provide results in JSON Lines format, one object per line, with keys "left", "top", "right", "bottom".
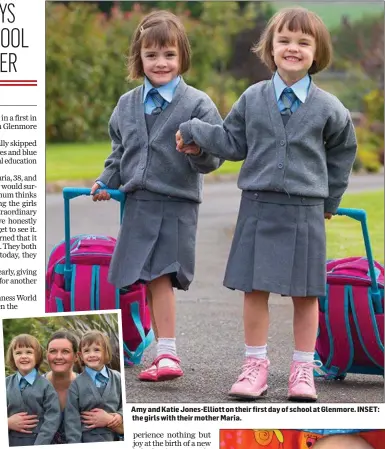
{"left": 280, "top": 140, "right": 285, "bottom": 146}
{"left": 278, "top": 163, "right": 283, "bottom": 169}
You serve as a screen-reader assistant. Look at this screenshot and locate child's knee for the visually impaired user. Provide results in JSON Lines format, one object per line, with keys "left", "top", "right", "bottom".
{"left": 313, "top": 435, "right": 373, "bottom": 449}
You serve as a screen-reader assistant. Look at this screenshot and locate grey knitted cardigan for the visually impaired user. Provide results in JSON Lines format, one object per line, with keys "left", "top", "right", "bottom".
{"left": 179, "top": 79, "right": 357, "bottom": 213}
{"left": 97, "top": 78, "right": 223, "bottom": 203}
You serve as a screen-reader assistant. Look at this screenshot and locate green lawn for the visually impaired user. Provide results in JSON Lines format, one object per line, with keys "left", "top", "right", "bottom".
{"left": 326, "top": 190, "right": 383, "bottom": 263}
{"left": 46, "top": 142, "right": 383, "bottom": 262}
{"left": 46, "top": 142, "right": 243, "bottom": 181}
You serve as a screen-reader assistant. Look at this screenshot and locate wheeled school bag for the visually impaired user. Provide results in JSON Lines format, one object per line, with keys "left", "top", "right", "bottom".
{"left": 46, "top": 187, "right": 154, "bottom": 366}
{"left": 315, "top": 208, "right": 384, "bottom": 380}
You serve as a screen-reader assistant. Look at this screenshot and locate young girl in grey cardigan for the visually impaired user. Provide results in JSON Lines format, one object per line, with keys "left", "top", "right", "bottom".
{"left": 91, "top": 11, "right": 222, "bottom": 382}
{"left": 64, "top": 331, "right": 123, "bottom": 443}
{"left": 177, "top": 7, "right": 357, "bottom": 401}
{"left": 6, "top": 334, "right": 61, "bottom": 446}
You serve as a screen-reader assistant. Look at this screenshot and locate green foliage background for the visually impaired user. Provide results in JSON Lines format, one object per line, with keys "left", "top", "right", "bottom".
{"left": 3, "top": 313, "right": 121, "bottom": 377}
{"left": 46, "top": 1, "right": 384, "bottom": 172}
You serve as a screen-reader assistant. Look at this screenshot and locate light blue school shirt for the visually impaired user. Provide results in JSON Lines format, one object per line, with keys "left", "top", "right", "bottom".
{"left": 17, "top": 367, "right": 37, "bottom": 386}
{"left": 85, "top": 365, "right": 109, "bottom": 387}
{"left": 143, "top": 75, "right": 180, "bottom": 115}
{"left": 274, "top": 72, "right": 310, "bottom": 113}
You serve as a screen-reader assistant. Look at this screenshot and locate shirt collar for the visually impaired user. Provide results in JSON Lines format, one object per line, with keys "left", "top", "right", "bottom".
{"left": 143, "top": 75, "right": 181, "bottom": 103}
{"left": 273, "top": 71, "right": 310, "bottom": 103}
{"left": 85, "top": 365, "right": 108, "bottom": 381}
{"left": 17, "top": 368, "right": 37, "bottom": 385}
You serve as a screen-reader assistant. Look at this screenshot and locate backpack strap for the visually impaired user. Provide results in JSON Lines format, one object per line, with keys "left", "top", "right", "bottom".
{"left": 123, "top": 301, "right": 154, "bottom": 365}
{"left": 319, "top": 284, "right": 354, "bottom": 378}
{"left": 71, "top": 265, "right": 94, "bottom": 311}
{"left": 349, "top": 285, "right": 384, "bottom": 369}
{"left": 96, "top": 265, "right": 116, "bottom": 310}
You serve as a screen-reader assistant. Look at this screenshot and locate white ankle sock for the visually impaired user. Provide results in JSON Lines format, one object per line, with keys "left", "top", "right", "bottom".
{"left": 245, "top": 344, "right": 268, "bottom": 360}
{"left": 157, "top": 338, "right": 177, "bottom": 358}
{"left": 293, "top": 350, "right": 314, "bottom": 363}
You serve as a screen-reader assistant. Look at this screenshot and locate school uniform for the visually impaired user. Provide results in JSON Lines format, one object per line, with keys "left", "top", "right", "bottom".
{"left": 179, "top": 73, "right": 357, "bottom": 297}
{"left": 64, "top": 367, "right": 123, "bottom": 443}
{"left": 97, "top": 77, "right": 223, "bottom": 290}
{"left": 7, "top": 370, "right": 61, "bottom": 446}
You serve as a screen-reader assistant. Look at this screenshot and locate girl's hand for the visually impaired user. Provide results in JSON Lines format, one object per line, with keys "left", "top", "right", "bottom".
{"left": 106, "top": 413, "right": 123, "bottom": 430}
{"left": 176, "top": 130, "right": 200, "bottom": 154}
{"left": 324, "top": 213, "right": 333, "bottom": 220}
{"left": 182, "top": 143, "right": 201, "bottom": 155}
{"left": 81, "top": 408, "right": 113, "bottom": 429}
{"left": 8, "top": 412, "right": 39, "bottom": 433}
{"left": 90, "top": 183, "right": 111, "bottom": 201}
{"left": 175, "top": 130, "right": 185, "bottom": 151}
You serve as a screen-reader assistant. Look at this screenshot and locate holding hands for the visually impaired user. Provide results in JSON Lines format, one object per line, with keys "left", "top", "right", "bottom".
{"left": 90, "top": 183, "right": 111, "bottom": 201}
{"left": 175, "top": 130, "right": 200, "bottom": 155}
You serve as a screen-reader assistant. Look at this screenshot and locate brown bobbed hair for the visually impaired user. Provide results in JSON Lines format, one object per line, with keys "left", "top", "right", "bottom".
{"left": 253, "top": 7, "right": 332, "bottom": 75}
{"left": 128, "top": 10, "right": 191, "bottom": 80}
{"left": 79, "top": 330, "right": 112, "bottom": 365}
{"left": 6, "top": 334, "right": 43, "bottom": 371}
{"left": 47, "top": 329, "right": 79, "bottom": 354}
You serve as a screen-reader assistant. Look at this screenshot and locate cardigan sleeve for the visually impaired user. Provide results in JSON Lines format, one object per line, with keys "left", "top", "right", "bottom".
{"left": 186, "top": 96, "right": 224, "bottom": 174}
{"left": 34, "top": 383, "right": 61, "bottom": 445}
{"left": 324, "top": 109, "right": 357, "bottom": 213}
{"left": 64, "top": 380, "right": 82, "bottom": 443}
{"left": 97, "top": 106, "right": 124, "bottom": 189}
{"left": 180, "top": 94, "right": 248, "bottom": 162}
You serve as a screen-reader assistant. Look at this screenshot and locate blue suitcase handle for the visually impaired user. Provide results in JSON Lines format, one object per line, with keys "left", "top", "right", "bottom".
{"left": 62, "top": 187, "right": 125, "bottom": 290}
{"left": 336, "top": 207, "right": 382, "bottom": 309}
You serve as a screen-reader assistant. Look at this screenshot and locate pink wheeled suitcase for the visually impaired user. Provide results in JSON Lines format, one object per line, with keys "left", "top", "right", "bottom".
{"left": 315, "top": 208, "right": 384, "bottom": 379}
{"left": 46, "top": 187, "right": 154, "bottom": 365}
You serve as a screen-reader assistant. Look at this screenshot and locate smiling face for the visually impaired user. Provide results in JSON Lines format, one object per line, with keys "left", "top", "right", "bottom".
{"left": 47, "top": 338, "right": 77, "bottom": 374}
{"left": 13, "top": 345, "right": 36, "bottom": 376}
{"left": 272, "top": 25, "right": 316, "bottom": 84}
{"left": 140, "top": 44, "right": 180, "bottom": 87}
{"left": 80, "top": 342, "right": 105, "bottom": 371}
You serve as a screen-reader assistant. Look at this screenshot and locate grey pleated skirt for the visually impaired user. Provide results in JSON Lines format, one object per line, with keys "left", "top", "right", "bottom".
{"left": 224, "top": 191, "right": 326, "bottom": 297}
{"left": 108, "top": 190, "right": 198, "bottom": 290}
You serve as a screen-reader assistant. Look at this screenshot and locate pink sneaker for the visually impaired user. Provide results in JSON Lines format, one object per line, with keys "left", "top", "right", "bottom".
{"left": 138, "top": 354, "right": 183, "bottom": 382}
{"left": 288, "top": 360, "right": 322, "bottom": 402}
{"left": 228, "top": 357, "right": 269, "bottom": 399}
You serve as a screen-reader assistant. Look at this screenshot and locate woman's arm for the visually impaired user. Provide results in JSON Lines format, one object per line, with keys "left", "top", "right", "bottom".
{"left": 8, "top": 412, "right": 39, "bottom": 433}
{"left": 81, "top": 409, "right": 123, "bottom": 434}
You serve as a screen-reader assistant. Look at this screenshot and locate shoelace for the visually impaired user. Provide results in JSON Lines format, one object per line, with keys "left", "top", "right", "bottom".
{"left": 239, "top": 359, "right": 265, "bottom": 381}
{"left": 289, "top": 360, "right": 322, "bottom": 386}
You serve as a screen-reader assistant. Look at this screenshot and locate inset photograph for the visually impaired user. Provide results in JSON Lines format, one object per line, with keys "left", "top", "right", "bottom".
{"left": 3, "top": 312, "right": 124, "bottom": 445}
{"left": 220, "top": 429, "right": 385, "bottom": 449}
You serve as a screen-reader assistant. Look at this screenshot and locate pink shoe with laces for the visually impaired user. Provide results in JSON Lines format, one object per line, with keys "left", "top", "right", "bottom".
{"left": 228, "top": 357, "right": 269, "bottom": 399}
{"left": 288, "top": 360, "right": 322, "bottom": 402}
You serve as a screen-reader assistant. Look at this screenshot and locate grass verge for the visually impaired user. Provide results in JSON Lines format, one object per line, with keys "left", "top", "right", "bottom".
{"left": 326, "top": 190, "right": 383, "bottom": 263}
{"left": 46, "top": 142, "right": 243, "bottom": 181}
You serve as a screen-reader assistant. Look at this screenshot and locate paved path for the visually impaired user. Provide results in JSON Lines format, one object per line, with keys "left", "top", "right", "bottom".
{"left": 46, "top": 174, "right": 384, "bottom": 403}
